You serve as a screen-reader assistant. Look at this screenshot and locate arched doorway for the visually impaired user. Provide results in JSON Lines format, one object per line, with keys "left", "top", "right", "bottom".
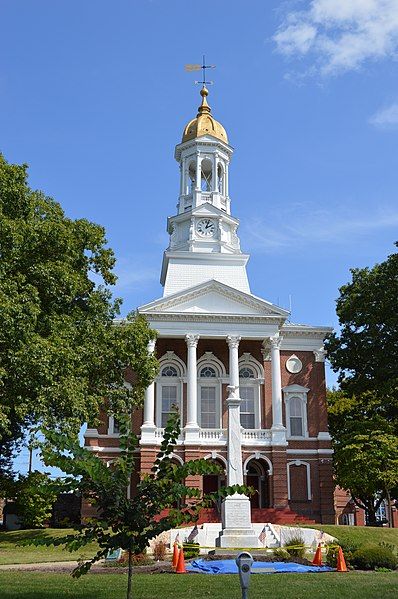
{"left": 246, "top": 460, "right": 270, "bottom": 509}
{"left": 203, "top": 459, "right": 226, "bottom": 515}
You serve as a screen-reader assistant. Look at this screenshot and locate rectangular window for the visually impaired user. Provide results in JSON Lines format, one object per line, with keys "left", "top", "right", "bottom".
{"left": 240, "top": 386, "right": 255, "bottom": 429}
{"left": 289, "top": 398, "right": 304, "bottom": 436}
{"left": 290, "top": 417, "right": 303, "bottom": 436}
{"left": 161, "top": 385, "right": 177, "bottom": 427}
{"left": 200, "top": 386, "right": 217, "bottom": 428}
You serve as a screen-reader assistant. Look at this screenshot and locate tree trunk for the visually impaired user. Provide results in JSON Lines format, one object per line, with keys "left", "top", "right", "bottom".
{"left": 127, "top": 549, "right": 133, "bottom": 599}
{"left": 386, "top": 488, "right": 392, "bottom": 528}
{"left": 366, "top": 502, "right": 377, "bottom": 527}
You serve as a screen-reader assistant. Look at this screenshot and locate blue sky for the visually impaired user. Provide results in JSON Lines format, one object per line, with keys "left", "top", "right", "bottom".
{"left": 2, "top": 1, "right": 398, "bottom": 473}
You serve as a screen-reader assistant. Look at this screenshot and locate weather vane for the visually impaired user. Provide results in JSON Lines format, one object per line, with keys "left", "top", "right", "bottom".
{"left": 185, "top": 55, "right": 216, "bottom": 86}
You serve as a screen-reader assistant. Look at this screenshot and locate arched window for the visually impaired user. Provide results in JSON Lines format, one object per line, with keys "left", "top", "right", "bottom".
{"left": 217, "top": 163, "right": 224, "bottom": 195}
{"left": 197, "top": 354, "right": 225, "bottom": 429}
{"left": 156, "top": 353, "right": 186, "bottom": 428}
{"left": 200, "top": 366, "right": 217, "bottom": 378}
{"left": 238, "top": 355, "right": 264, "bottom": 429}
{"left": 283, "top": 385, "right": 309, "bottom": 439}
{"left": 200, "top": 158, "right": 212, "bottom": 192}
{"left": 239, "top": 366, "right": 255, "bottom": 379}
{"left": 161, "top": 365, "right": 178, "bottom": 377}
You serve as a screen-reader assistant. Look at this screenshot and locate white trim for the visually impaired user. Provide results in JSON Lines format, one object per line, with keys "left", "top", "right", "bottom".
{"left": 287, "top": 460, "right": 312, "bottom": 501}
{"left": 283, "top": 385, "right": 309, "bottom": 439}
{"left": 317, "top": 431, "right": 332, "bottom": 441}
{"left": 107, "top": 415, "right": 120, "bottom": 437}
{"left": 286, "top": 449, "right": 334, "bottom": 455}
{"left": 156, "top": 352, "right": 185, "bottom": 428}
{"left": 197, "top": 353, "right": 224, "bottom": 429}
{"left": 85, "top": 446, "right": 122, "bottom": 453}
{"left": 158, "top": 351, "right": 187, "bottom": 377}
{"left": 170, "top": 452, "right": 184, "bottom": 465}
{"left": 203, "top": 451, "right": 227, "bottom": 469}
{"left": 243, "top": 452, "right": 273, "bottom": 476}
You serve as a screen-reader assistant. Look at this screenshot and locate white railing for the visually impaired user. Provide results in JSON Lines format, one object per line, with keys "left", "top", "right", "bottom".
{"left": 198, "top": 428, "right": 227, "bottom": 442}
{"left": 241, "top": 429, "right": 272, "bottom": 444}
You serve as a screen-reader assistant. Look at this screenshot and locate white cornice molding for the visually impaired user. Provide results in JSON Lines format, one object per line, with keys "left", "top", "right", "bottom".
{"left": 139, "top": 279, "right": 289, "bottom": 318}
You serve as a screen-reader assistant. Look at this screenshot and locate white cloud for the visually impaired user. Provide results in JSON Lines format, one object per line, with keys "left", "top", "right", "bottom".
{"left": 243, "top": 203, "right": 398, "bottom": 252}
{"left": 273, "top": 0, "right": 398, "bottom": 76}
{"left": 369, "top": 102, "right": 398, "bottom": 127}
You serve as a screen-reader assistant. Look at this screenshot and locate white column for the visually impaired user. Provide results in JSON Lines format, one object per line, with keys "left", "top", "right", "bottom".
{"left": 270, "top": 335, "right": 286, "bottom": 444}
{"left": 185, "top": 334, "right": 200, "bottom": 441}
{"left": 141, "top": 339, "right": 156, "bottom": 442}
{"left": 217, "top": 335, "right": 258, "bottom": 548}
{"left": 226, "top": 335, "right": 242, "bottom": 486}
{"left": 195, "top": 153, "right": 201, "bottom": 189}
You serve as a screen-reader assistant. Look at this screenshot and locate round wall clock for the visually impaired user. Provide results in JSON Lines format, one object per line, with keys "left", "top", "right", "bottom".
{"left": 197, "top": 218, "right": 216, "bottom": 237}
{"left": 286, "top": 354, "right": 303, "bottom": 374}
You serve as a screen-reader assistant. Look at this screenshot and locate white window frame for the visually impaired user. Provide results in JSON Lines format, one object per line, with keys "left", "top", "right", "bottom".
{"left": 156, "top": 352, "right": 186, "bottom": 428}
{"left": 238, "top": 353, "right": 264, "bottom": 430}
{"left": 197, "top": 352, "right": 225, "bottom": 429}
{"left": 283, "top": 384, "right": 309, "bottom": 439}
{"left": 287, "top": 460, "right": 312, "bottom": 501}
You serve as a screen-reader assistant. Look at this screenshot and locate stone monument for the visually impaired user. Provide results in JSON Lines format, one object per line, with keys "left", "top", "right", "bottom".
{"left": 217, "top": 337, "right": 259, "bottom": 548}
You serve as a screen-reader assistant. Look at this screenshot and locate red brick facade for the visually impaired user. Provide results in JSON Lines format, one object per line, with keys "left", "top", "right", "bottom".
{"left": 83, "top": 338, "right": 336, "bottom": 525}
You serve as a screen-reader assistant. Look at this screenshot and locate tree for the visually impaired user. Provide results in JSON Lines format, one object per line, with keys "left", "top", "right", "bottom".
{"left": 0, "top": 154, "right": 158, "bottom": 477}
{"left": 13, "top": 471, "right": 58, "bottom": 529}
{"left": 325, "top": 242, "right": 398, "bottom": 422}
{"left": 327, "top": 389, "right": 398, "bottom": 526}
{"left": 30, "top": 412, "right": 248, "bottom": 599}
{"left": 325, "top": 245, "right": 398, "bottom": 524}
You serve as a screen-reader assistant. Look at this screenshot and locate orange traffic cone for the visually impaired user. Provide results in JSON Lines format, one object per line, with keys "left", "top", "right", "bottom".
{"left": 176, "top": 546, "right": 186, "bottom": 574}
{"left": 336, "top": 546, "right": 347, "bottom": 572}
{"left": 172, "top": 542, "right": 180, "bottom": 569}
{"left": 312, "top": 543, "right": 323, "bottom": 566}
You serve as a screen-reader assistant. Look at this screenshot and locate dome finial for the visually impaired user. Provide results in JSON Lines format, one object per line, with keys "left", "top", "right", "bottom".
{"left": 198, "top": 85, "right": 211, "bottom": 115}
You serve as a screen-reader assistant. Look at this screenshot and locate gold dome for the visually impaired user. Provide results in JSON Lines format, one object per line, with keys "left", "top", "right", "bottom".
{"left": 182, "top": 86, "right": 228, "bottom": 144}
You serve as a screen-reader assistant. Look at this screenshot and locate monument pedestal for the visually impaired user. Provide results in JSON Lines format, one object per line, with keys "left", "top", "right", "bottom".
{"left": 216, "top": 494, "right": 259, "bottom": 548}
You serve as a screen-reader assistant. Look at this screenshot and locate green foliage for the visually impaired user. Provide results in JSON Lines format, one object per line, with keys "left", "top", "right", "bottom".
{"left": 351, "top": 544, "right": 398, "bottom": 571}
{"left": 325, "top": 243, "right": 398, "bottom": 413}
{"left": 0, "top": 154, "right": 157, "bottom": 479}
{"left": 325, "top": 542, "right": 355, "bottom": 568}
{"left": 13, "top": 471, "right": 58, "bottom": 529}
{"left": 283, "top": 534, "right": 306, "bottom": 559}
{"left": 272, "top": 548, "right": 290, "bottom": 561}
{"left": 327, "top": 389, "right": 398, "bottom": 524}
{"left": 182, "top": 542, "right": 200, "bottom": 559}
{"left": 27, "top": 411, "right": 249, "bottom": 599}
{"left": 325, "top": 245, "right": 398, "bottom": 522}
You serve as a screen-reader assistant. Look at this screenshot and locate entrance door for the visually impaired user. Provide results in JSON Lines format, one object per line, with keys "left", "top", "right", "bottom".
{"left": 247, "top": 461, "right": 269, "bottom": 509}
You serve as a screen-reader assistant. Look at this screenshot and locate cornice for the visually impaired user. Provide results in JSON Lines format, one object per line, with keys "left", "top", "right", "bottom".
{"left": 144, "top": 313, "right": 284, "bottom": 324}
{"left": 140, "top": 279, "right": 288, "bottom": 317}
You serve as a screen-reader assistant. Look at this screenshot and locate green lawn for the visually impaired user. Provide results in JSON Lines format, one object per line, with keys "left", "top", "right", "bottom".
{"left": 0, "top": 571, "right": 397, "bottom": 599}
{"left": 0, "top": 529, "right": 98, "bottom": 565}
{"left": 303, "top": 524, "right": 398, "bottom": 548}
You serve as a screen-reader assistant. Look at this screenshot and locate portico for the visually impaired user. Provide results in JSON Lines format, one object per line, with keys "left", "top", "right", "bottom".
{"left": 140, "top": 326, "right": 288, "bottom": 449}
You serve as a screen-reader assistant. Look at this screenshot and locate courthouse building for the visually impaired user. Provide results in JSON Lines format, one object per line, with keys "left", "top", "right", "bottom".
{"left": 84, "top": 86, "right": 335, "bottom": 524}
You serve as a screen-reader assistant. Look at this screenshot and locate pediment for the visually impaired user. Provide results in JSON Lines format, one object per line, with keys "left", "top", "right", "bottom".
{"left": 139, "top": 280, "right": 289, "bottom": 319}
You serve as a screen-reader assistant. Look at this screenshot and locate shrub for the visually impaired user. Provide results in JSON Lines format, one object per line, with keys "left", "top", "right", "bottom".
{"left": 14, "top": 471, "right": 58, "bottom": 529}
{"left": 183, "top": 542, "right": 200, "bottom": 559}
{"left": 272, "top": 548, "right": 290, "bottom": 561}
{"left": 284, "top": 534, "right": 306, "bottom": 559}
{"left": 153, "top": 541, "right": 167, "bottom": 561}
{"left": 351, "top": 544, "right": 398, "bottom": 571}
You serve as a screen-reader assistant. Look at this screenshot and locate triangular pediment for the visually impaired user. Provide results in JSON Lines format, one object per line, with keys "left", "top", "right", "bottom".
{"left": 139, "top": 280, "right": 289, "bottom": 319}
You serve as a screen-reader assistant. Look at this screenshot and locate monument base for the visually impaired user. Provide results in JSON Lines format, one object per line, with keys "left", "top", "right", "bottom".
{"left": 216, "top": 493, "right": 259, "bottom": 548}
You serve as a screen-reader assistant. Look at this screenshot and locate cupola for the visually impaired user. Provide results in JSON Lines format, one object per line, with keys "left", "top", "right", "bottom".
{"left": 182, "top": 86, "right": 228, "bottom": 144}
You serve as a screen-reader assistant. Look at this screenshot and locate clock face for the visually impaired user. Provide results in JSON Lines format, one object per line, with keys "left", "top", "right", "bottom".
{"left": 197, "top": 218, "right": 216, "bottom": 237}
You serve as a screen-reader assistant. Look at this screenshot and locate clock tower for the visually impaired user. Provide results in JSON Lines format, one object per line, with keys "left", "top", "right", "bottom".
{"left": 161, "top": 86, "right": 250, "bottom": 297}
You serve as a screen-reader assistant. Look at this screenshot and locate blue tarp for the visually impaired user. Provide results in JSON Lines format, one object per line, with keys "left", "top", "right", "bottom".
{"left": 187, "top": 559, "right": 333, "bottom": 574}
